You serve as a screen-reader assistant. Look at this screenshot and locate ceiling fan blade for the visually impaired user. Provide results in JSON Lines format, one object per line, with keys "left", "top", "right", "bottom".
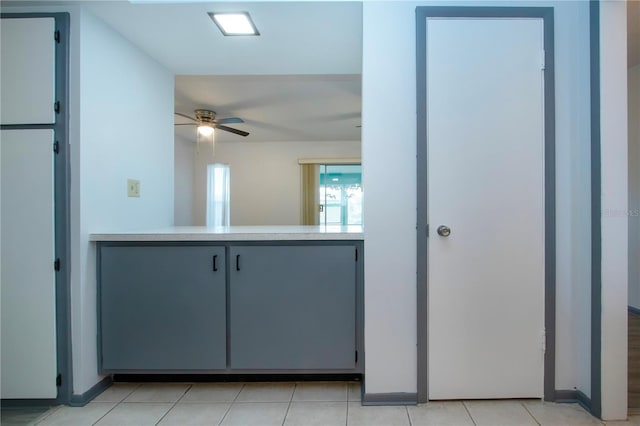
{"left": 216, "top": 117, "right": 244, "bottom": 124}
{"left": 215, "top": 124, "right": 249, "bottom": 137}
{"left": 174, "top": 112, "right": 196, "bottom": 122}
{"left": 174, "top": 123, "right": 196, "bottom": 127}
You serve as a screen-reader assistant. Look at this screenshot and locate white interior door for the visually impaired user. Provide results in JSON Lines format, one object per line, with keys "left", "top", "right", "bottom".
{"left": 427, "top": 18, "right": 545, "bottom": 399}
{"left": 0, "top": 18, "right": 56, "bottom": 125}
{"left": 1, "top": 129, "right": 58, "bottom": 399}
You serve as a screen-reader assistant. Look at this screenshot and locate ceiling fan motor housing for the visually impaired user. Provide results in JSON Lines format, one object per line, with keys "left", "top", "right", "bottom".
{"left": 195, "top": 109, "right": 216, "bottom": 126}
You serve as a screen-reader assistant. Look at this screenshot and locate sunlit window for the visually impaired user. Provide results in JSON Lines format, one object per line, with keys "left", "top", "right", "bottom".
{"left": 318, "top": 164, "right": 362, "bottom": 226}
{"left": 206, "top": 164, "right": 230, "bottom": 227}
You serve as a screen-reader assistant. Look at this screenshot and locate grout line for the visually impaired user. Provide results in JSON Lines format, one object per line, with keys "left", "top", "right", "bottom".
{"left": 173, "top": 383, "right": 192, "bottom": 404}
{"left": 117, "top": 382, "right": 142, "bottom": 403}
{"left": 461, "top": 401, "right": 477, "bottom": 426}
{"left": 117, "top": 382, "right": 142, "bottom": 404}
{"left": 218, "top": 382, "right": 245, "bottom": 426}
{"left": 152, "top": 383, "right": 192, "bottom": 426}
{"left": 281, "top": 383, "right": 296, "bottom": 426}
{"left": 90, "top": 400, "right": 121, "bottom": 425}
{"left": 89, "top": 381, "right": 143, "bottom": 425}
{"left": 345, "top": 396, "right": 349, "bottom": 426}
{"left": 33, "top": 405, "right": 62, "bottom": 424}
{"left": 405, "top": 405, "right": 413, "bottom": 426}
{"left": 521, "top": 400, "right": 542, "bottom": 426}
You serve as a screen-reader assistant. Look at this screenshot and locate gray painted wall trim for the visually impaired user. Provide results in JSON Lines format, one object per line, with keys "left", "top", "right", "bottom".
{"left": 629, "top": 306, "right": 640, "bottom": 317}
{"left": 577, "top": 390, "right": 593, "bottom": 412}
{"left": 589, "top": 0, "right": 602, "bottom": 419}
{"left": 554, "top": 389, "right": 578, "bottom": 402}
{"left": 415, "top": 6, "right": 556, "bottom": 404}
{"left": 0, "top": 12, "right": 73, "bottom": 406}
{"left": 554, "top": 389, "right": 592, "bottom": 412}
{"left": 68, "top": 376, "right": 112, "bottom": 407}
{"left": 362, "top": 393, "right": 417, "bottom": 406}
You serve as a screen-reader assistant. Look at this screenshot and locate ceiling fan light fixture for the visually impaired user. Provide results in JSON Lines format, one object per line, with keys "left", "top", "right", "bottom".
{"left": 197, "top": 124, "right": 215, "bottom": 137}
{"left": 208, "top": 12, "right": 260, "bottom": 36}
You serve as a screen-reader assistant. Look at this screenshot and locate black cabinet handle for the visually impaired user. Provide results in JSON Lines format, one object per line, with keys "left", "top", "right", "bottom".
{"left": 236, "top": 254, "right": 240, "bottom": 271}
{"left": 212, "top": 255, "right": 218, "bottom": 272}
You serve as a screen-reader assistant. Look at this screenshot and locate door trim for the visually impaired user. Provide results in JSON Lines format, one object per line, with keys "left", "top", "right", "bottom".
{"left": 588, "top": 0, "right": 602, "bottom": 418}
{"left": 415, "top": 6, "right": 556, "bottom": 403}
{"left": 0, "top": 12, "right": 72, "bottom": 405}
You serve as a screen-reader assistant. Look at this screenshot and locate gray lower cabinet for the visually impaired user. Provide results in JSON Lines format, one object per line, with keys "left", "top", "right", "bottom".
{"left": 100, "top": 245, "right": 226, "bottom": 371}
{"left": 98, "top": 242, "right": 361, "bottom": 373}
{"left": 229, "top": 245, "right": 357, "bottom": 370}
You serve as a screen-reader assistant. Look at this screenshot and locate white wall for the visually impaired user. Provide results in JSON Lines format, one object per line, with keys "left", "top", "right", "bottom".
{"left": 75, "top": 8, "right": 174, "bottom": 393}
{"left": 189, "top": 140, "right": 360, "bottom": 226}
{"left": 75, "top": 9, "right": 174, "bottom": 394}
{"left": 175, "top": 135, "right": 195, "bottom": 225}
{"left": 629, "top": 64, "right": 640, "bottom": 309}
{"left": 362, "top": 0, "right": 592, "bottom": 396}
{"left": 600, "top": 1, "right": 628, "bottom": 419}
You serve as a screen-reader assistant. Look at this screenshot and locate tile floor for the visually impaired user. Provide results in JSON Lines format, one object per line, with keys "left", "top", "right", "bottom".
{"left": 3, "top": 381, "right": 637, "bottom": 426}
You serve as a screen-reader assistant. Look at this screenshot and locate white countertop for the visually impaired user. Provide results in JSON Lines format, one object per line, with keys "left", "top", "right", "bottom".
{"left": 90, "top": 225, "right": 364, "bottom": 242}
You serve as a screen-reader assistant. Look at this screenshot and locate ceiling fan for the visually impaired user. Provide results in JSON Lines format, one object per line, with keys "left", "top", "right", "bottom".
{"left": 174, "top": 109, "right": 250, "bottom": 137}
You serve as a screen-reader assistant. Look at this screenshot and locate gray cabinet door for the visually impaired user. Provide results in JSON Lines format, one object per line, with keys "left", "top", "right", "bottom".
{"left": 100, "top": 246, "right": 226, "bottom": 371}
{"left": 230, "top": 245, "right": 356, "bottom": 370}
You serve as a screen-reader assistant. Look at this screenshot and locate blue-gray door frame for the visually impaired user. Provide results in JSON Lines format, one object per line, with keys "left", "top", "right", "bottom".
{"left": 0, "top": 13, "right": 73, "bottom": 407}
{"left": 415, "top": 6, "right": 556, "bottom": 404}
{"left": 589, "top": 0, "right": 602, "bottom": 419}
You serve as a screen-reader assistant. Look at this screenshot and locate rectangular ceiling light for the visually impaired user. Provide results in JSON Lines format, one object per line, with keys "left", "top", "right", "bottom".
{"left": 209, "top": 12, "right": 260, "bottom": 36}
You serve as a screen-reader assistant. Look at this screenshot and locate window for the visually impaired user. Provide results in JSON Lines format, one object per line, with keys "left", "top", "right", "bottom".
{"left": 300, "top": 161, "right": 362, "bottom": 226}
{"left": 318, "top": 164, "right": 362, "bottom": 226}
{"left": 206, "top": 164, "right": 230, "bottom": 227}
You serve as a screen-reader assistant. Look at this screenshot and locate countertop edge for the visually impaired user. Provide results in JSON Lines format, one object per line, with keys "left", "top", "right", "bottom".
{"left": 89, "top": 233, "right": 364, "bottom": 242}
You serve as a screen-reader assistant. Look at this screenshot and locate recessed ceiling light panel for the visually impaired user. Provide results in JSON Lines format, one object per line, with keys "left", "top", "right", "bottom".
{"left": 209, "top": 12, "right": 260, "bottom": 36}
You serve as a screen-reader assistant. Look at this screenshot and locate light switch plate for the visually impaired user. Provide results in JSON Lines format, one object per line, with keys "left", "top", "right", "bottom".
{"left": 127, "top": 179, "right": 140, "bottom": 197}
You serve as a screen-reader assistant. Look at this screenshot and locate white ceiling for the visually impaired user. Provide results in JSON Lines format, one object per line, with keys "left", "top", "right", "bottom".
{"left": 79, "top": 1, "right": 364, "bottom": 142}
{"left": 174, "top": 74, "right": 361, "bottom": 142}
{"left": 84, "top": 1, "right": 363, "bottom": 75}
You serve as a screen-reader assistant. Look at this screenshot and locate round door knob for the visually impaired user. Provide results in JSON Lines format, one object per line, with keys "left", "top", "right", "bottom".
{"left": 437, "top": 225, "right": 451, "bottom": 237}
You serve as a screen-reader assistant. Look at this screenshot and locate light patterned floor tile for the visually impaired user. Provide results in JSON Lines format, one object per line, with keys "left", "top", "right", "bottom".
{"left": 36, "top": 403, "right": 115, "bottom": 426}
{"left": 605, "top": 419, "right": 640, "bottom": 426}
{"left": 158, "top": 403, "right": 230, "bottom": 426}
{"left": 292, "top": 382, "right": 348, "bottom": 402}
{"left": 94, "top": 403, "right": 172, "bottom": 426}
{"left": 1, "top": 406, "right": 57, "bottom": 426}
{"left": 408, "top": 401, "right": 474, "bottom": 426}
{"left": 235, "top": 383, "right": 295, "bottom": 403}
{"left": 220, "top": 402, "right": 289, "bottom": 426}
{"left": 92, "top": 383, "right": 140, "bottom": 403}
{"left": 524, "top": 401, "right": 605, "bottom": 425}
{"left": 347, "top": 402, "right": 410, "bottom": 426}
{"left": 284, "top": 402, "right": 347, "bottom": 426}
{"left": 464, "top": 400, "right": 538, "bottom": 426}
{"left": 180, "top": 383, "right": 243, "bottom": 403}
{"left": 123, "top": 383, "right": 190, "bottom": 403}
{"left": 348, "top": 382, "right": 362, "bottom": 402}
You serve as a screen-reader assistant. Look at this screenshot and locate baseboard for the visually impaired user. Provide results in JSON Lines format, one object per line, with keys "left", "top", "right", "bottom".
{"left": 0, "top": 398, "right": 57, "bottom": 408}
{"left": 629, "top": 306, "right": 640, "bottom": 316}
{"left": 113, "top": 373, "right": 361, "bottom": 383}
{"left": 68, "top": 376, "right": 112, "bottom": 407}
{"left": 576, "top": 390, "right": 592, "bottom": 412}
{"left": 555, "top": 389, "right": 593, "bottom": 415}
{"left": 362, "top": 392, "right": 417, "bottom": 406}
{"left": 554, "top": 389, "right": 578, "bottom": 402}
